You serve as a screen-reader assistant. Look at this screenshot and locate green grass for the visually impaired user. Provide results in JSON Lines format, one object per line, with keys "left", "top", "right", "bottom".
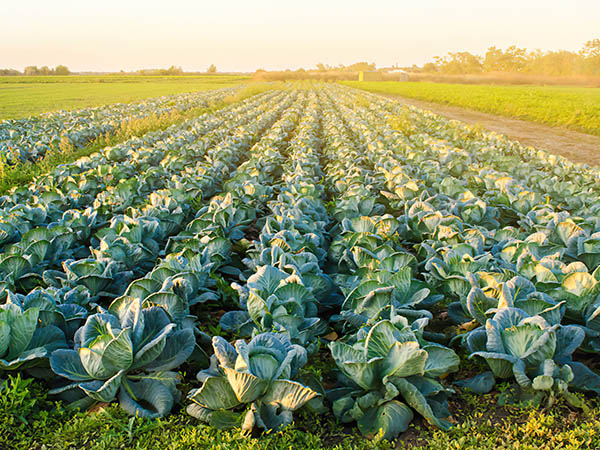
{"left": 342, "top": 81, "right": 600, "bottom": 137}
{"left": 2, "top": 374, "right": 599, "bottom": 450}
{"left": 0, "top": 75, "right": 249, "bottom": 119}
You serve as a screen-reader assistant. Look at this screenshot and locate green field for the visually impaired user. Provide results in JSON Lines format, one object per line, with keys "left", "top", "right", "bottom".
{"left": 0, "top": 74, "right": 249, "bottom": 119}
{"left": 343, "top": 81, "right": 600, "bottom": 136}
{"left": 2, "top": 82, "right": 600, "bottom": 449}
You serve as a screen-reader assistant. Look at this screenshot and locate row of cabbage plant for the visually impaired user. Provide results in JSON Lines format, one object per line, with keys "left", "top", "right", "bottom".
{"left": 1, "top": 84, "right": 600, "bottom": 443}
{"left": 0, "top": 87, "right": 238, "bottom": 163}
{"left": 30, "top": 90, "right": 304, "bottom": 418}
{"left": 0, "top": 90, "right": 282, "bottom": 250}
{"left": 0, "top": 92, "right": 293, "bottom": 304}
{"left": 187, "top": 90, "right": 329, "bottom": 431}
{"left": 328, "top": 85, "right": 600, "bottom": 411}
{"left": 316, "top": 92, "right": 459, "bottom": 439}
{"left": 0, "top": 90, "right": 302, "bottom": 414}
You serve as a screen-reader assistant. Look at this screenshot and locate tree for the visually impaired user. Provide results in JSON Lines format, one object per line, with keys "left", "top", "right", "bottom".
{"left": 524, "top": 50, "right": 582, "bottom": 76}
{"left": 165, "top": 65, "right": 183, "bottom": 75}
{"left": 483, "top": 46, "right": 504, "bottom": 72}
{"left": 438, "top": 52, "right": 482, "bottom": 74}
{"left": 345, "top": 62, "right": 376, "bottom": 72}
{"left": 415, "top": 39, "right": 600, "bottom": 78}
{"left": 207, "top": 64, "right": 217, "bottom": 73}
{"left": 0, "top": 69, "right": 21, "bottom": 76}
{"left": 422, "top": 62, "right": 438, "bottom": 73}
{"left": 54, "top": 65, "right": 70, "bottom": 75}
{"left": 581, "top": 38, "right": 600, "bottom": 75}
{"left": 483, "top": 46, "right": 529, "bottom": 72}
{"left": 24, "top": 66, "right": 39, "bottom": 75}
{"left": 503, "top": 46, "right": 528, "bottom": 72}
{"left": 315, "top": 63, "right": 333, "bottom": 71}
{"left": 581, "top": 39, "right": 600, "bottom": 58}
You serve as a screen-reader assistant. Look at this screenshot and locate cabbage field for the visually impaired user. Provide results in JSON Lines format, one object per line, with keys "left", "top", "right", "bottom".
{"left": 0, "top": 87, "right": 236, "bottom": 164}
{"left": 2, "top": 83, "right": 600, "bottom": 447}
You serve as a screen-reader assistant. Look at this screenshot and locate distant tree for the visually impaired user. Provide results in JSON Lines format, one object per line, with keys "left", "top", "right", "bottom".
{"left": 405, "top": 38, "right": 600, "bottom": 79}
{"left": 581, "top": 38, "right": 600, "bottom": 58}
{"left": 525, "top": 50, "right": 584, "bottom": 76}
{"left": 316, "top": 63, "right": 327, "bottom": 72}
{"left": 580, "top": 38, "right": 600, "bottom": 75}
{"left": 54, "top": 65, "right": 70, "bottom": 75}
{"left": 437, "top": 52, "right": 482, "bottom": 74}
{"left": 139, "top": 66, "right": 183, "bottom": 75}
{"left": 0, "top": 68, "right": 22, "bottom": 75}
{"left": 501, "top": 46, "right": 527, "bottom": 71}
{"left": 345, "top": 62, "right": 376, "bottom": 72}
{"left": 39, "top": 66, "right": 51, "bottom": 75}
{"left": 422, "top": 62, "right": 438, "bottom": 73}
{"left": 481, "top": 46, "right": 527, "bottom": 72}
{"left": 24, "top": 65, "right": 39, "bottom": 75}
{"left": 165, "top": 65, "right": 183, "bottom": 75}
{"left": 253, "top": 68, "right": 267, "bottom": 80}
{"left": 207, "top": 64, "right": 217, "bottom": 73}
{"left": 483, "top": 46, "right": 505, "bottom": 71}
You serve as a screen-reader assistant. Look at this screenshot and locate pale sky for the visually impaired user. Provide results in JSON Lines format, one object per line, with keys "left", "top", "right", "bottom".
{"left": 1, "top": 0, "right": 598, "bottom": 72}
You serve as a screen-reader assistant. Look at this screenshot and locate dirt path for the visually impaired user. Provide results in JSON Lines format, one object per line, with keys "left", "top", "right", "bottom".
{"left": 379, "top": 94, "right": 600, "bottom": 167}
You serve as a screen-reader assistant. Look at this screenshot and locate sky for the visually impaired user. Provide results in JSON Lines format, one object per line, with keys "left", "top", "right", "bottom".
{"left": 1, "top": 0, "right": 599, "bottom": 73}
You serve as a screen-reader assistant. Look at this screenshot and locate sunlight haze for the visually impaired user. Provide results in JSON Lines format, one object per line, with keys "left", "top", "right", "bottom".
{"left": 1, "top": 0, "right": 599, "bottom": 72}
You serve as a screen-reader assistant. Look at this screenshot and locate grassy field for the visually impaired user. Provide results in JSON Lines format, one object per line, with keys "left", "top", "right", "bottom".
{"left": 343, "top": 81, "right": 600, "bottom": 136}
{"left": 0, "top": 74, "right": 249, "bottom": 119}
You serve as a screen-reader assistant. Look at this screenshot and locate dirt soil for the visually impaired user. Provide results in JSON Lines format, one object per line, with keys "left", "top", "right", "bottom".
{"left": 380, "top": 94, "right": 600, "bottom": 167}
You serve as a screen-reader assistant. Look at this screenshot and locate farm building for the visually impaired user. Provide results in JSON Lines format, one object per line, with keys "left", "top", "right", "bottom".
{"left": 386, "top": 68, "right": 409, "bottom": 80}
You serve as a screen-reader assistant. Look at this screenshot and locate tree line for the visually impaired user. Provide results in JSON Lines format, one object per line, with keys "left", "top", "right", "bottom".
{"left": 415, "top": 39, "right": 600, "bottom": 76}
{"left": 0, "top": 64, "right": 220, "bottom": 76}
{"left": 24, "top": 65, "right": 71, "bottom": 75}
{"left": 135, "top": 65, "right": 217, "bottom": 75}
{"left": 0, "top": 65, "right": 71, "bottom": 76}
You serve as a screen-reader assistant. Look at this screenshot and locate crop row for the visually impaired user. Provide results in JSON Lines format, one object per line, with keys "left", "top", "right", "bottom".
{"left": 1, "top": 84, "right": 600, "bottom": 442}
{"left": 0, "top": 87, "right": 238, "bottom": 163}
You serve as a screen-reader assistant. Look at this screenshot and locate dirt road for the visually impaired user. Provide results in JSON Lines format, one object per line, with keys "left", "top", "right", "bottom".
{"left": 379, "top": 94, "right": 600, "bottom": 167}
